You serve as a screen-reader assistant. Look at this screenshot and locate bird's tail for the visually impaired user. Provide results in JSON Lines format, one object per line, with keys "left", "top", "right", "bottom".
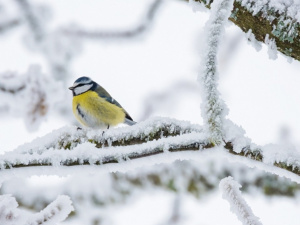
{"left": 124, "top": 118, "right": 137, "bottom": 126}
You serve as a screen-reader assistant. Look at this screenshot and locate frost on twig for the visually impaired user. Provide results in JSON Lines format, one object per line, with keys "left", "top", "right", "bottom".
{"left": 63, "top": 0, "right": 163, "bottom": 40}
{"left": 0, "top": 194, "right": 73, "bottom": 225}
{"left": 0, "top": 65, "right": 63, "bottom": 131}
{"left": 220, "top": 177, "right": 263, "bottom": 225}
{"left": 198, "top": 0, "right": 233, "bottom": 144}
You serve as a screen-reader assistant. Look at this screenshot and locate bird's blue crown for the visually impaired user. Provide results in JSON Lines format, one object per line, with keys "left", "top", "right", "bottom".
{"left": 74, "top": 76, "right": 93, "bottom": 85}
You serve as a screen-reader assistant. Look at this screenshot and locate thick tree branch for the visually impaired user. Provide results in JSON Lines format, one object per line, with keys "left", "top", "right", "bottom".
{"left": 0, "top": 118, "right": 300, "bottom": 182}
{"left": 192, "top": 0, "right": 300, "bottom": 61}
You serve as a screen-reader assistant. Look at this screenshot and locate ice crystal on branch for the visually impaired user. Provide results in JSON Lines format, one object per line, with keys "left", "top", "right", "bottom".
{"left": 265, "top": 34, "right": 278, "bottom": 60}
{"left": 198, "top": 0, "right": 233, "bottom": 144}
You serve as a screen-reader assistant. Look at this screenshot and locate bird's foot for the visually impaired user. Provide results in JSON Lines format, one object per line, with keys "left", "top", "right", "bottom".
{"left": 77, "top": 127, "right": 82, "bottom": 131}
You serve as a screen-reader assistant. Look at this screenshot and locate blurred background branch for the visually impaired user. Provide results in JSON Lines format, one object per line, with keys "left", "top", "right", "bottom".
{"left": 0, "top": 18, "right": 21, "bottom": 34}
{"left": 1, "top": 160, "right": 298, "bottom": 224}
{"left": 62, "top": 0, "right": 164, "bottom": 39}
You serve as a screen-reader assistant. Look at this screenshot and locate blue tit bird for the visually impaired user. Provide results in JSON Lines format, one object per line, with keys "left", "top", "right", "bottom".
{"left": 69, "top": 76, "right": 136, "bottom": 129}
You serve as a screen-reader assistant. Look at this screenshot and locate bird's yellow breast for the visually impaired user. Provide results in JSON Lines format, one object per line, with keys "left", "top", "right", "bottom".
{"left": 72, "top": 91, "right": 126, "bottom": 128}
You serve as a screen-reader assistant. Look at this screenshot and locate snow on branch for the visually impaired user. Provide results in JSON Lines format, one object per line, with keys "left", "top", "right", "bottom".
{"left": 191, "top": 0, "right": 300, "bottom": 61}
{"left": 0, "top": 194, "right": 73, "bottom": 225}
{"left": 11, "top": 117, "right": 203, "bottom": 155}
{"left": 198, "top": 0, "right": 233, "bottom": 145}
{"left": 62, "top": 0, "right": 163, "bottom": 40}
{"left": 0, "top": 117, "right": 300, "bottom": 184}
{"left": 220, "top": 177, "right": 263, "bottom": 225}
{"left": 0, "top": 65, "right": 63, "bottom": 131}
{"left": 0, "top": 117, "right": 208, "bottom": 170}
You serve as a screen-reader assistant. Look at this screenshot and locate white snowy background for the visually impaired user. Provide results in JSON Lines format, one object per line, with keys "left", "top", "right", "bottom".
{"left": 0, "top": 0, "right": 300, "bottom": 224}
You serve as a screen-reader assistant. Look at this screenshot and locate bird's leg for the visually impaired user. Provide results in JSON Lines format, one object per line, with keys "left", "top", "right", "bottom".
{"left": 77, "top": 127, "right": 82, "bottom": 131}
{"left": 102, "top": 125, "right": 110, "bottom": 136}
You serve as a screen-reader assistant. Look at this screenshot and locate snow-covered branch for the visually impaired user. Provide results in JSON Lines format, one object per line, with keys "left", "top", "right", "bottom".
{"left": 220, "top": 177, "right": 263, "bottom": 225}
{"left": 0, "top": 194, "right": 73, "bottom": 225}
{"left": 0, "top": 65, "right": 63, "bottom": 131}
{"left": 0, "top": 117, "right": 300, "bottom": 183}
{"left": 198, "top": 0, "right": 233, "bottom": 144}
{"left": 4, "top": 134, "right": 203, "bottom": 167}
{"left": 191, "top": 0, "right": 300, "bottom": 61}
{"left": 62, "top": 0, "right": 163, "bottom": 40}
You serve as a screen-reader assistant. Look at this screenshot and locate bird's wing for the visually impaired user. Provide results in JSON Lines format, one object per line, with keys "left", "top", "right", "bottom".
{"left": 95, "top": 85, "right": 135, "bottom": 122}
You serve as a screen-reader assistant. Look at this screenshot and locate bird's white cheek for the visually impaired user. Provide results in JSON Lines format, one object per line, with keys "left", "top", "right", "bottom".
{"left": 74, "top": 84, "right": 93, "bottom": 95}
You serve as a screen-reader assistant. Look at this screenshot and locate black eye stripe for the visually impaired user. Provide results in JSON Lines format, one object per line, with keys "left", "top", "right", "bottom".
{"left": 74, "top": 82, "right": 93, "bottom": 88}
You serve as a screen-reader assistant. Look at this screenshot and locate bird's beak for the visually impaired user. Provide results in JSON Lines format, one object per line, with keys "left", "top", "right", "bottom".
{"left": 69, "top": 86, "right": 75, "bottom": 90}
